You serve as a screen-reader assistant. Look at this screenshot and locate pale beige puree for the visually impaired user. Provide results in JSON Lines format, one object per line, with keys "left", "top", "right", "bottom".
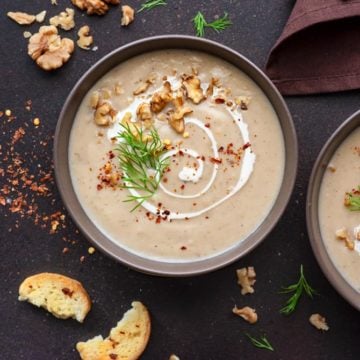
{"left": 319, "top": 128, "right": 360, "bottom": 291}
{"left": 69, "top": 50, "right": 285, "bottom": 261}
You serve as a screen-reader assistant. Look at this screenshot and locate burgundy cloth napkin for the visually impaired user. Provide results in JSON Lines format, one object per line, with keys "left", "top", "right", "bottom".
{"left": 265, "top": 0, "right": 360, "bottom": 95}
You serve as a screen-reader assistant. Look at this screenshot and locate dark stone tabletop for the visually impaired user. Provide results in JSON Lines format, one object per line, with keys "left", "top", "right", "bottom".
{"left": 0, "top": 1, "right": 359, "bottom": 359}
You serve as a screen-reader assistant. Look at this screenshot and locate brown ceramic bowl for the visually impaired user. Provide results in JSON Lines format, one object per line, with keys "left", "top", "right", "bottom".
{"left": 307, "top": 110, "right": 360, "bottom": 310}
{"left": 54, "top": 35, "right": 297, "bottom": 276}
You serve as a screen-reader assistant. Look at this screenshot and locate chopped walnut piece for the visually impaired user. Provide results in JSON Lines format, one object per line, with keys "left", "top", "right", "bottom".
{"left": 236, "top": 267, "right": 256, "bottom": 295}
{"left": 309, "top": 313, "right": 329, "bottom": 331}
{"left": 50, "top": 8, "right": 75, "bottom": 30}
{"left": 182, "top": 75, "right": 205, "bottom": 104}
{"left": 335, "top": 228, "right": 355, "bottom": 250}
{"left": 35, "top": 10, "right": 47, "bottom": 23}
{"left": 235, "top": 96, "right": 251, "bottom": 110}
{"left": 137, "top": 103, "right": 153, "bottom": 129}
{"left": 71, "top": 0, "right": 120, "bottom": 16}
{"left": 94, "top": 102, "right": 116, "bottom": 126}
{"left": 121, "top": 5, "right": 135, "bottom": 26}
{"left": 168, "top": 107, "right": 193, "bottom": 134}
{"left": 28, "top": 25, "right": 74, "bottom": 71}
{"left": 7, "top": 12, "right": 36, "bottom": 25}
{"left": 206, "top": 77, "right": 221, "bottom": 97}
{"left": 77, "top": 25, "right": 93, "bottom": 50}
{"left": 133, "top": 82, "right": 151, "bottom": 96}
{"left": 150, "top": 81, "right": 173, "bottom": 113}
{"left": 232, "top": 306, "right": 258, "bottom": 324}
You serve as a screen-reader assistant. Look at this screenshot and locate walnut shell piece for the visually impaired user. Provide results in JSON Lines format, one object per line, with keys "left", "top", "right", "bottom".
{"left": 232, "top": 306, "right": 258, "bottom": 324}
{"left": 77, "top": 25, "right": 93, "bottom": 50}
{"left": 309, "top": 313, "right": 329, "bottom": 331}
{"left": 182, "top": 75, "right": 205, "bottom": 104}
{"left": 71, "top": 0, "right": 120, "bottom": 16}
{"left": 49, "top": 8, "right": 75, "bottom": 31}
{"left": 121, "top": 5, "right": 135, "bottom": 26}
{"left": 7, "top": 12, "right": 36, "bottom": 25}
{"left": 28, "top": 25, "right": 74, "bottom": 71}
{"left": 236, "top": 266, "right": 256, "bottom": 295}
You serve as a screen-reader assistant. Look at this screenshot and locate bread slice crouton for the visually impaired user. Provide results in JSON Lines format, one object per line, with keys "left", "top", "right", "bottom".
{"left": 76, "top": 301, "right": 151, "bottom": 360}
{"left": 18, "top": 272, "right": 91, "bottom": 322}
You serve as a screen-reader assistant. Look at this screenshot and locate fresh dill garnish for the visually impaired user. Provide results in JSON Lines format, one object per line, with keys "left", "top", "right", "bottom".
{"left": 192, "top": 11, "right": 232, "bottom": 37}
{"left": 245, "top": 333, "right": 274, "bottom": 352}
{"left": 138, "top": 0, "right": 167, "bottom": 12}
{"left": 344, "top": 186, "right": 360, "bottom": 211}
{"left": 280, "top": 264, "right": 317, "bottom": 315}
{"left": 116, "top": 123, "right": 169, "bottom": 211}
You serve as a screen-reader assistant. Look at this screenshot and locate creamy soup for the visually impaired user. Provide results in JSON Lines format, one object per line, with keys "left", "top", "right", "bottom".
{"left": 319, "top": 127, "right": 360, "bottom": 291}
{"left": 69, "top": 50, "right": 285, "bottom": 261}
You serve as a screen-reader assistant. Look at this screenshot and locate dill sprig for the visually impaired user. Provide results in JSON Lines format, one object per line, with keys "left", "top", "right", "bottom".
{"left": 138, "top": 0, "right": 167, "bottom": 12}
{"left": 116, "top": 123, "right": 169, "bottom": 211}
{"left": 245, "top": 333, "right": 274, "bottom": 352}
{"left": 344, "top": 186, "right": 360, "bottom": 211}
{"left": 192, "top": 11, "right": 232, "bottom": 37}
{"left": 280, "top": 265, "right": 317, "bottom": 315}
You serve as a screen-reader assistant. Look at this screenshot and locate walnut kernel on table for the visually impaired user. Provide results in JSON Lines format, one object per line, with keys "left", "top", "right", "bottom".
{"left": 71, "top": 0, "right": 120, "bottom": 16}
{"left": 121, "top": 5, "right": 135, "bottom": 26}
{"left": 77, "top": 25, "right": 93, "bottom": 50}
{"left": 232, "top": 305, "right": 258, "bottom": 324}
{"left": 309, "top": 313, "right": 329, "bottom": 331}
{"left": 28, "top": 25, "right": 74, "bottom": 71}
{"left": 7, "top": 12, "right": 36, "bottom": 25}
{"left": 236, "top": 266, "right": 256, "bottom": 295}
{"left": 49, "top": 8, "right": 75, "bottom": 31}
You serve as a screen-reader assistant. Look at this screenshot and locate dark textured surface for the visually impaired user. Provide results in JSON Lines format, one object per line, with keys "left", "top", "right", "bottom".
{"left": 0, "top": 1, "right": 359, "bottom": 359}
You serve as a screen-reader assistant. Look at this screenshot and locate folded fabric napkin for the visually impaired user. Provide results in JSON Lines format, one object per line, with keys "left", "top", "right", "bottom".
{"left": 266, "top": 0, "right": 360, "bottom": 95}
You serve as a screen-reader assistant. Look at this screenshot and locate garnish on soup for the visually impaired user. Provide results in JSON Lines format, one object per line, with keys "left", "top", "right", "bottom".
{"left": 344, "top": 186, "right": 360, "bottom": 211}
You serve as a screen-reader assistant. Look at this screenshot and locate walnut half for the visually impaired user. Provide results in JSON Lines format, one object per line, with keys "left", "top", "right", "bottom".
{"left": 28, "top": 25, "right": 74, "bottom": 71}
{"left": 309, "top": 313, "right": 329, "bottom": 331}
{"left": 236, "top": 267, "right": 256, "bottom": 295}
{"left": 232, "top": 306, "right": 258, "bottom": 324}
{"left": 182, "top": 75, "right": 205, "bottom": 104}
{"left": 71, "top": 0, "right": 120, "bottom": 16}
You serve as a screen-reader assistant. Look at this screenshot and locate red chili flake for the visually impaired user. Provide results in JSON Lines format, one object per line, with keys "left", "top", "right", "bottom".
{"left": 109, "top": 354, "right": 118, "bottom": 360}
{"left": 109, "top": 151, "right": 115, "bottom": 159}
{"left": 240, "top": 101, "right": 248, "bottom": 110}
{"left": 180, "top": 246, "right": 187, "bottom": 250}
{"left": 179, "top": 150, "right": 184, "bottom": 156}
{"left": 205, "top": 123, "right": 210, "bottom": 128}
{"left": 61, "top": 288, "right": 74, "bottom": 297}
{"left": 185, "top": 217, "right": 189, "bottom": 220}
{"left": 242, "top": 142, "right": 251, "bottom": 150}
{"left": 162, "top": 209, "right": 170, "bottom": 216}
{"left": 162, "top": 177, "right": 168, "bottom": 183}
{"left": 201, "top": 156, "right": 205, "bottom": 161}
{"left": 156, "top": 216, "right": 161, "bottom": 224}
{"left": 205, "top": 216, "right": 209, "bottom": 219}
{"left": 158, "top": 203, "right": 162, "bottom": 208}
{"left": 215, "top": 98, "right": 225, "bottom": 104}
{"left": 210, "top": 157, "right": 222, "bottom": 164}
{"left": 218, "top": 146, "right": 224, "bottom": 152}
{"left": 180, "top": 184, "right": 185, "bottom": 190}
{"left": 12, "top": 128, "right": 25, "bottom": 144}
{"left": 97, "top": 184, "right": 103, "bottom": 191}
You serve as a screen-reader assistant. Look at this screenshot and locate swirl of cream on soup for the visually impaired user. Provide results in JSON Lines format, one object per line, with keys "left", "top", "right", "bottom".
{"left": 107, "top": 77, "right": 256, "bottom": 220}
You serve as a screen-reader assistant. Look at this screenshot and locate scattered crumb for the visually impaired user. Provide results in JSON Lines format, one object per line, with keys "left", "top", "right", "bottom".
{"left": 23, "top": 31, "right": 32, "bottom": 39}
{"left": 88, "top": 247, "right": 95, "bottom": 254}
{"left": 33, "top": 118, "right": 40, "bottom": 126}
{"left": 7, "top": 12, "right": 36, "bottom": 25}
{"left": 35, "top": 10, "right": 47, "bottom": 23}
{"left": 169, "top": 355, "right": 180, "bottom": 360}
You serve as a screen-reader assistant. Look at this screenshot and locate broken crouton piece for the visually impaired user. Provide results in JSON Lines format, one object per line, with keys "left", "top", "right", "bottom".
{"left": 18, "top": 272, "right": 91, "bottom": 322}
{"left": 76, "top": 301, "right": 151, "bottom": 360}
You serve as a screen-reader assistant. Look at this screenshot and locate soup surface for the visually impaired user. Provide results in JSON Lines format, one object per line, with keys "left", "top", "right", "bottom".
{"left": 319, "top": 127, "right": 360, "bottom": 291}
{"left": 69, "top": 50, "right": 285, "bottom": 261}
